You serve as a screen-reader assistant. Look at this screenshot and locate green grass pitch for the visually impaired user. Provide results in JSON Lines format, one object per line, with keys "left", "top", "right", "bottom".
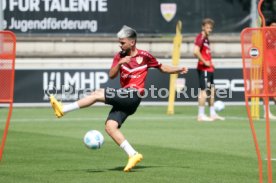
{"left": 0, "top": 105, "right": 276, "bottom": 183}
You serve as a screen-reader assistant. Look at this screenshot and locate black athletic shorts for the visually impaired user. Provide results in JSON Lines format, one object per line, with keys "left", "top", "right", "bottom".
{"left": 197, "top": 70, "right": 214, "bottom": 90}
{"left": 105, "top": 88, "right": 141, "bottom": 128}
{"left": 268, "top": 66, "right": 276, "bottom": 93}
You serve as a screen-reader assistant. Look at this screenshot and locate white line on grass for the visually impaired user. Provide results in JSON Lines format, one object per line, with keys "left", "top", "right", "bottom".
{"left": 0, "top": 116, "right": 252, "bottom": 123}
{"left": 264, "top": 158, "right": 276, "bottom": 161}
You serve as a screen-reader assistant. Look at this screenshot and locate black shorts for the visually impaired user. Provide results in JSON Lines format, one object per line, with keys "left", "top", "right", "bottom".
{"left": 197, "top": 70, "right": 214, "bottom": 90}
{"left": 268, "top": 66, "right": 276, "bottom": 93}
{"left": 105, "top": 88, "right": 141, "bottom": 128}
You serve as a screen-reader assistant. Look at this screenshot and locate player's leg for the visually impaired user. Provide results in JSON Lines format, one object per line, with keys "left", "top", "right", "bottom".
{"left": 208, "top": 84, "right": 215, "bottom": 115}
{"left": 77, "top": 89, "right": 105, "bottom": 108}
{"left": 209, "top": 86, "right": 224, "bottom": 120}
{"left": 105, "top": 106, "right": 143, "bottom": 171}
{"left": 105, "top": 89, "right": 143, "bottom": 172}
{"left": 197, "top": 70, "right": 213, "bottom": 121}
{"left": 198, "top": 90, "right": 207, "bottom": 116}
{"left": 271, "top": 97, "right": 276, "bottom": 119}
{"left": 105, "top": 119, "right": 143, "bottom": 172}
{"left": 208, "top": 72, "right": 225, "bottom": 120}
{"left": 206, "top": 71, "right": 214, "bottom": 111}
{"left": 264, "top": 67, "right": 276, "bottom": 119}
{"left": 208, "top": 72, "right": 216, "bottom": 117}
{"left": 263, "top": 68, "right": 276, "bottom": 119}
{"left": 197, "top": 70, "right": 207, "bottom": 118}
{"left": 105, "top": 120, "right": 126, "bottom": 145}
{"left": 263, "top": 98, "right": 276, "bottom": 120}
{"left": 50, "top": 89, "right": 105, "bottom": 118}
{"left": 105, "top": 119, "right": 139, "bottom": 158}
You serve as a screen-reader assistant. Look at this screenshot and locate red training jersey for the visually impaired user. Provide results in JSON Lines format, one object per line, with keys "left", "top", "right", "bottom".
{"left": 111, "top": 49, "right": 162, "bottom": 94}
{"left": 194, "top": 33, "right": 214, "bottom": 72}
{"left": 266, "top": 29, "right": 276, "bottom": 67}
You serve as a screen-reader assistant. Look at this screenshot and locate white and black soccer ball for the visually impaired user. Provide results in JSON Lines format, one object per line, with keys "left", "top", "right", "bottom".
{"left": 214, "top": 100, "right": 225, "bottom": 112}
{"left": 83, "top": 130, "right": 104, "bottom": 150}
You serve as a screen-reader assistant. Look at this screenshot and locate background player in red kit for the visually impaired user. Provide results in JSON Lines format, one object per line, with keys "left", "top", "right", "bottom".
{"left": 194, "top": 18, "right": 225, "bottom": 122}
{"left": 263, "top": 17, "right": 276, "bottom": 119}
{"left": 49, "top": 25, "right": 188, "bottom": 172}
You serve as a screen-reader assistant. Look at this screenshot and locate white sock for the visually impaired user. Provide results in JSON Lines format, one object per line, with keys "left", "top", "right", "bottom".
{"left": 63, "top": 102, "right": 80, "bottom": 113}
{"left": 198, "top": 106, "right": 205, "bottom": 116}
{"left": 210, "top": 106, "right": 216, "bottom": 116}
{"left": 120, "top": 140, "right": 137, "bottom": 157}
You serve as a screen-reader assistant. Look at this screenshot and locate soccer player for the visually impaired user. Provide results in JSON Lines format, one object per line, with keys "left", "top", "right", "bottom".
{"left": 263, "top": 17, "right": 276, "bottom": 119}
{"left": 49, "top": 25, "right": 188, "bottom": 172}
{"left": 193, "top": 18, "right": 225, "bottom": 122}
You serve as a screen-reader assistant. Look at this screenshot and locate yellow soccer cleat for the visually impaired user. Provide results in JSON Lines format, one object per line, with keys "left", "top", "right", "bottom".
{"left": 49, "top": 95, "right": 64, "bottom": 118}
{"left": 123, "top": 153, "right": 143, "bottom": 172}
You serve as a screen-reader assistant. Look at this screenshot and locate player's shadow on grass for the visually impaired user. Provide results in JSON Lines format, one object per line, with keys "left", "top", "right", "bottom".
{"left": 108, "top": 165, "right": 157, "bottom": 172}
{"left": 56, "top": 169, "right": 105, "bottom": 173}
{"left": 108, "top": 165, "right": 186, "bottom": 172}
{"left": 84, "top": 169, "right": 106, "bottom": 173}
{"left": 56, "top": 165, "right": 190, "bottom": 173}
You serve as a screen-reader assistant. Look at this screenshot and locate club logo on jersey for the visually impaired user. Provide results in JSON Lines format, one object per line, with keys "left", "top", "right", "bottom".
{"left": 160, "top": 3, "right": 177, "bottom": 22}
{"left": 136, "top": 56, "right": 143, "bottom": 64}
{"left": 249, "top": 47, "right": 259, "bottom": 58}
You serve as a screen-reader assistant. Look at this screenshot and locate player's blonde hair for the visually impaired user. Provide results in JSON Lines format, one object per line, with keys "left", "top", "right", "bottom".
{"left": 117, "top": 25, "right": 137, "bottom": 40}
{"left": 202, "top": 18, "right": 215, "bottom": 27}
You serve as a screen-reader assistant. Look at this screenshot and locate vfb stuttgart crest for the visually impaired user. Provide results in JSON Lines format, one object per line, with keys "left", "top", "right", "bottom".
{"left": 160, "top": 3, "right": 177, "bottom": 22}
{"left": 136, "top": 57, "right": 143, "bottom": 64}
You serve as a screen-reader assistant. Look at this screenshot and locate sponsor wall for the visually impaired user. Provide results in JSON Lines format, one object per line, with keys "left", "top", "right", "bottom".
{"left": 14, "top": 68, "right": 244, "bottom": 103}
{"left": 1, "top": 0, "right": 250, "bottom": 34}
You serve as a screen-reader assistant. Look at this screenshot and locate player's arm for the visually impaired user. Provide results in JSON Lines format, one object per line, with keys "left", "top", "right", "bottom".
{"left": 109, "top": 56, "right": 131, "bottom": 79}
{"left": 159, "top": 64, "right": 188, "bottom": 74}
{"left": 146, "top": 51, "right": 187, "bottom": 74}
{"left": 193, "top": 45, "right": 210, "bottom": 67}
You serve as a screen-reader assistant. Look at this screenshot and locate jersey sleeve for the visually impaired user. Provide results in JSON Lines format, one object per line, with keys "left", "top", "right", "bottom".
{"left": 111, "top": 53, "right": 121, "bottom": 68}
{"left": 194, "top": 34, "right": 204, "bottom": 48}
{"left": 146, "top": 52, "right": 162, "bottom": 68}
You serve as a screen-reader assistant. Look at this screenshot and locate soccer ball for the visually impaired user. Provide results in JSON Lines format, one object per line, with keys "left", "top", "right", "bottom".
{"left": 214, "top": 100, "right": 225, "bottom": 112}
{"left": 83, "top": 130, "right": 104, "bottom": 150}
